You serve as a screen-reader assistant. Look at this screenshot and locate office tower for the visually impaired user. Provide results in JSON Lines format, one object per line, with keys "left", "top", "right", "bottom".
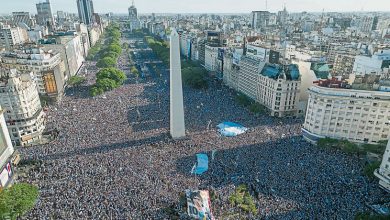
{"left": 36, "top": 0, "right": 55, "bottom": 27}
{"left": 251, "top": 11, "right": 270, "bottom": 30}
{"left": 128, "top": 1, "right": 140, "bottom": 31}
{"left": 170, "top": 30, "right": 186, "bottom": 139}
{"left": 12, "top": 12, "right": 35, "bottom": 28}
{"left": 77, "top": 0, "right": 95, "bottom": 25}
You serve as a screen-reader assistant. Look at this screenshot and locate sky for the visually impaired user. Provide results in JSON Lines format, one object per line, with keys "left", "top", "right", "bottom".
{"left": 0, "top": 0, "right": 389, "bottom": 14}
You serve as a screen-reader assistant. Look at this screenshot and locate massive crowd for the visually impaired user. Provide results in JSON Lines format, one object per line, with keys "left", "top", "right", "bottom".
{"left": 19, "top": 37, "right": 387, "bottom": 219}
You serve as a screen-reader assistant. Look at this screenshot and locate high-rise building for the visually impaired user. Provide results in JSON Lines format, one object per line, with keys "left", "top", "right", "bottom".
{"left": 128, "top": 1, "right": 140, "bottom": 31}
{"left": 77, "top": 0, "right": 95, "bottom": 25}
{"left": 0, "top": 105, "right": 15, "bottom": 188}
{"left": 0, "top": 69, "right": 46, "bottom": 147}
{"left": 251, "top": 11, "right": 270, "bottom": 30}
{"left": 12, "top": 12, "right": 35, "bottom": 28}
{"left": 375, "top": 139, "right": 390, "bottom": 192}
{"left": 36, "top": 0, "right": 55, "bottom": 28}
{"left": 0, "top": 26, "right": 28, "bottom": 50}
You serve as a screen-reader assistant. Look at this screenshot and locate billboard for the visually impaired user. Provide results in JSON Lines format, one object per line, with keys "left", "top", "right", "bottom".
{"left": 186, "top": 190, "right": 214, "bottom": 220}
{"left": 246, "top": 45, "right": 268, "bottom": 60}
{"left": 218, "top": 48, "right": 224, "bottom": 61}
{"left": 269, "top": 50, "right": 280, "bottom": 64}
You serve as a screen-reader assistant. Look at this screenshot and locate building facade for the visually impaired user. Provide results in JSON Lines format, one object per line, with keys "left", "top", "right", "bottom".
{"left": 238, "top": 56, "right": 264, "bottom": 100}
{"left": 36, "top": 0, "right": 55, "bottom": 28}
{"left": 0, "top": 69, "right": 46, "bottom": 146}
{"left": 257, "top": 64, "right": 301, "bottom": 117}
{"left": 12, "top": 12, "right": 35, "bottom": 28}
{"left": 375, "top": 139, "right": 390, "bottom": 192}
{"left": 0, "top": 105, "right": 15, "bottom": 188}
{"left": 77, "top": 0, "right": 95, "bottom": 25}
{"left": 251, "top": 11, "right": 270, "bottom": 30}
{"left": 303, "top": 85, "right": 390, "bottom": 144}
{"left": 128, "top": 1, "right": 140, "bottom": 31}
{"left": 0, "top": 48, "right": 66, "bottom": 101}
{"left": 0, "top": 26, "right": 28, "bottom": 50}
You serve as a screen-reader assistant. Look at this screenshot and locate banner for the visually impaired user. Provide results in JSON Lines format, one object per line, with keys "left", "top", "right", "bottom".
{"left": 269, "top": 50, "right": 280, "bottom": 64}
{"left": 186, "top": 190, "right": 214, "bottom": 220}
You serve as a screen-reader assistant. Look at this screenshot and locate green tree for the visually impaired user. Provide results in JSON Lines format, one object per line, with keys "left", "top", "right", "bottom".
{"left": 108, "top": 44, "right": 122, "bottom": 55}
{"left": 102, "top": 51, "right": 120, "bottom": 60}
{"left": 96, "top": 78, "right": 118, "bottom": 91}
{"left": 0, "top": 183, "right": 39, "bottom": 220}
{"left": 97, "top": 57, "right": 117, "bottom": 68}
{"left": 181, "top": 67, "right": 208, "bottom": 89}
{"left": 68, "top": 76, "right": 86, "bottom": 87}
{"left": 90, "top": 85, "right": 104, "bottom": 97}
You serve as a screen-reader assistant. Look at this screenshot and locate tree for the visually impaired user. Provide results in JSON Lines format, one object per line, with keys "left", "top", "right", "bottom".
{"left": 96, "top": 78, "right": 118, "bottom": 91}
{"left": 90, "top": 85, "right": 104, "bottom": 97}
{"left": 102, "top": 51, "right": 120, "bottom": 60}
{"left": 68, "top": 76, "right": 86, "bottom": 87}
{"left": 108, "top": 44, "right": 122, "bottom": 55}
{"left": 97, "top": 68, "right": 126, "bottom": 85}
{"left": 97, "top": 57, "right": 116, "bottom": 68}
{"left": 0, "top": 183, "right": 39, "bottom": 220}
{"left": 182, "top": 67, "right": 208, "bottom": 89}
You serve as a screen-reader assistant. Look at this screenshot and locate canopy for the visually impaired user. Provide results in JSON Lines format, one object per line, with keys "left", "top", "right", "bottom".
{"left": 217, "top": 122, "right": 248, "bottom": 137}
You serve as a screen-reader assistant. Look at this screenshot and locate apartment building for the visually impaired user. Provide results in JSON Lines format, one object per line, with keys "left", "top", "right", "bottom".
{"left": 0, "top": 47, "right": 66, "bottom": 101}
{"left": 257, "top": 64, "right": 301, "bottom": 117}
{"left": 238, "top": 56, "right": 265, "bottom": 100}
{"left": 0, "top": 26, "right": 28, "bottom": 50}
{"left": 0, "top": 69, "right": 46, "bottom": 146}
{"left": 303, "top": 82, "right": 390, "bottom": 144}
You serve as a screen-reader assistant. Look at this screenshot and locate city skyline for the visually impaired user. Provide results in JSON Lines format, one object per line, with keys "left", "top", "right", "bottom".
{"left": 1, "top": 0, "right": 390, "bottom": 14}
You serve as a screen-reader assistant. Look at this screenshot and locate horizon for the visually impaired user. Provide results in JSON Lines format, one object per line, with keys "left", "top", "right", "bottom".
{"left": 1, "top": 0, "right": 390, "bottom": 15}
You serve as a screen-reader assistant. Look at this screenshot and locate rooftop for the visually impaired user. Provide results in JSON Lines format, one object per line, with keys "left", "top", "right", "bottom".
{"left": 260, "top": 63, "right": 300, "bottom": 81}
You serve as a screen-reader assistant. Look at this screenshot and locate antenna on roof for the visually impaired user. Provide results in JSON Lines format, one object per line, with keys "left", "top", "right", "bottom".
{"left": 265, "top": 0, "right": 268, "bottom": 10}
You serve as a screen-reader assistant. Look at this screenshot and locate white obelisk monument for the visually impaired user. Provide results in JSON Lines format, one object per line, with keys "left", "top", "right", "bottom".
{"left": 170, "top": 30, "right": 186, "bottom": 139}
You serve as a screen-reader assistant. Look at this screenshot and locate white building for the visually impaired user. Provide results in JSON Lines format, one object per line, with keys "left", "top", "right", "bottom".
{"left": 257, "top": 64, "right": 301, "bottom": 117}
{"left": 0, "top": 105, "right": 15, "bottom": 188}
{"left": 205, "top": 45, "right": 220, "bottom": 72}
{"left": 375, "top": 139, "right": 390, "bottom": 192}
{"left": 303, "top": 84, "right": 390, "bottom": 144}
{"left": 0, "top": 47, "right": 66, "bottom": 101}
{"left": 0, "top": 69, "right": 46, "bottom": 146}
{"left": 0, "top": 26, "right": 28, "bottom": 50}
{"left": 353, "top": 49, "right": 390, "bottom": 76}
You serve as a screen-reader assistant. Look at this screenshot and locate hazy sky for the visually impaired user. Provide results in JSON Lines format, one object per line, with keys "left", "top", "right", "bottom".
{"left": 1, "top": 0, "right": 389, "bottom": 14}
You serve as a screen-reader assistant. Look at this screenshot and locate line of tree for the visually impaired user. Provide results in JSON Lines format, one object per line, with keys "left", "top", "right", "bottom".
{"left": 96, "top": 23, "right": 122, "bottom": 68}
{"left": 145, "top": 36, "right": 170, "bottom": 65}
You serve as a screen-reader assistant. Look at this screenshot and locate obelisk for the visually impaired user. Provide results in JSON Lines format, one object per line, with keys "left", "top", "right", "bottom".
{"left": 170, "top": 29, "right": 186, "bottom": 139}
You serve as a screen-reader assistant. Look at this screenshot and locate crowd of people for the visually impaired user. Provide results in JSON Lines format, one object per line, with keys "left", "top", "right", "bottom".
{"left": 19, "top": 36, "right": 386, "bottom": 219}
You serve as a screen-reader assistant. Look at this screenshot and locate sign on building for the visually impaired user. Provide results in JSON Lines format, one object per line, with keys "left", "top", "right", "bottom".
{"left": 269, "top": 50, "right": 280, "bottom": 64}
